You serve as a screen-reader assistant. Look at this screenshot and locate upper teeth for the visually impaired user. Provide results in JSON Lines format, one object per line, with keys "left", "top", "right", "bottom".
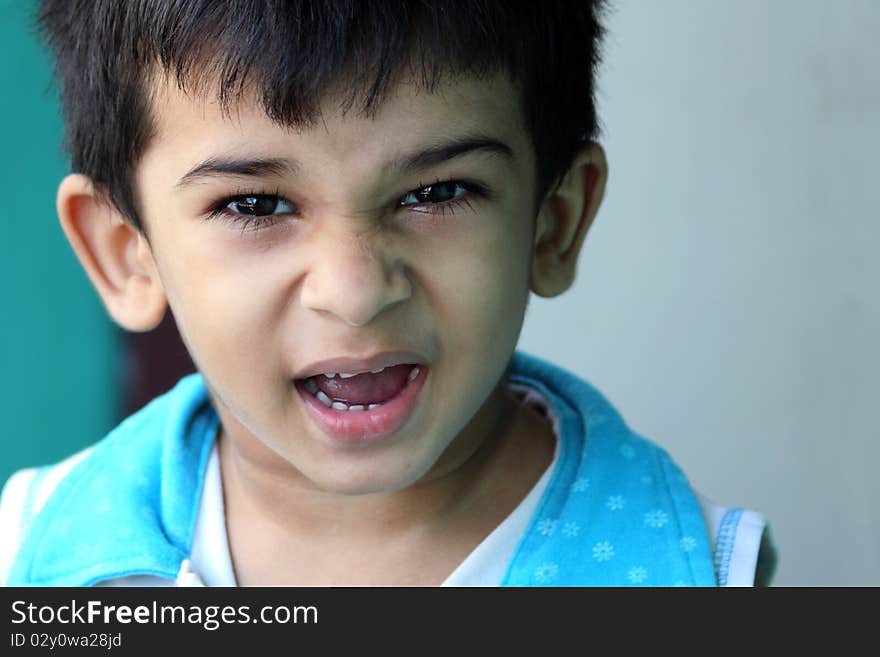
{"left": 324, "top": 366, "right": 386, "bottom": 379}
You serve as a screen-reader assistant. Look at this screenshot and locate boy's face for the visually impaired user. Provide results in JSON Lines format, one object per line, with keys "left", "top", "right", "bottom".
{"left": 106, "top": 71, "right": 592, "bottom": 495}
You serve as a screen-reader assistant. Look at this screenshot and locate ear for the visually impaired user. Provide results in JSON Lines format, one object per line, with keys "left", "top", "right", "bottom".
{"left": 530, "top": 142, "right": 608, "bottom": 298}
{"left": 56, "top": 174, "right": 167, "bottom": 331}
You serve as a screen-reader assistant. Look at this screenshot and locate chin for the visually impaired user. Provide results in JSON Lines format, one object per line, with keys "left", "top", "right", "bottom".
{"left": 308, "top": 461, "right": 431, "bottom": 497}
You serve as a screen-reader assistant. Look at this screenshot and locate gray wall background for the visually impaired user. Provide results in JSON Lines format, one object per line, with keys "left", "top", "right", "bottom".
{"left": 519, "top": 0, "right": 879, "bottom": 585}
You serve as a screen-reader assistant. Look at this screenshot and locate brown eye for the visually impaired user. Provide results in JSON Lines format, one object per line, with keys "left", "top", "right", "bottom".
{"left": 227, "top": 195, "right": 295, "bottom": 216}
{"left": 399, "top": 181, "right": 468, "bottom": 207}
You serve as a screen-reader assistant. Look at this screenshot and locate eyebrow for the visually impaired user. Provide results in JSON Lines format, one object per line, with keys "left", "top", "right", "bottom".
{"left": 391, "top": 134, "right": 515, "bottom": 172}
{"left": 175, "top": 156, "right": 297, "bottom": 189}
{"left": 174, "top": 134, "right": 515, "bottom": 189}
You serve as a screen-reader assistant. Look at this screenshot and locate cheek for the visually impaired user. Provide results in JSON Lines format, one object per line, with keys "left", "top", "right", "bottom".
{"left": 422, "top": 208, "right": 533, "bottom": 349}
{"left": 154, "top": 229, "right": 287, "bottom": 378}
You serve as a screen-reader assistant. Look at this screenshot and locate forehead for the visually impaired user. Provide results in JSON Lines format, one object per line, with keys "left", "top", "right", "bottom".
{"left": 141, "top": 71, "right": 531, "bottom": 175}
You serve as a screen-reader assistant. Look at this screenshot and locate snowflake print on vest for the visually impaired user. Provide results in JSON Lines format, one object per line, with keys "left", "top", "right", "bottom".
{"left": 606, "top": 495, "right": 625, "bottom": 511}
{"left": 561, "top": 521, "right": 580, "bottom": 538}
{"left": 536, "top": 518, "right": 557, "bottom": 536}
{"left": 533, "top": 563, "right": 559, "bottom": 584}
{"left": 644, "top": 509, "right": 669, "bottom": 528}
{"left": 592, "top": 541, "right": 615, "bottom": 562}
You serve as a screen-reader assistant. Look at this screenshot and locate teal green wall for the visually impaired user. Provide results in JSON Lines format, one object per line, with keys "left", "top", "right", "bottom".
{"left": 0, "top": 1, "right": 121, "bottom": 484}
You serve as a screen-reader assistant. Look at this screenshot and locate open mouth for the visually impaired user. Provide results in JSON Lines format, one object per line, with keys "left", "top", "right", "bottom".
{"left": 293, "top": 363, "right": 428, "bottom": 443}
{"left": 297, "top": 363, "right": 422, "bottom": 411}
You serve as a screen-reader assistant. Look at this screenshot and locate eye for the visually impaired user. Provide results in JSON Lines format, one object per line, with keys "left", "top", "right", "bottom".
{"left": 224, "top": 194, "right": 295, "bottom": 217}
{"left": 205, "top": 191, "right": 297, "bottom": 233}
{"left": 398, "top": 180, "right": 481, "bottom": 214}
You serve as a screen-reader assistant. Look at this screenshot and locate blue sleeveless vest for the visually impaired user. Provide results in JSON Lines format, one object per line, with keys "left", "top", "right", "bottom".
{"left": 8, "top": 350, "right": 717, "bottom": 586}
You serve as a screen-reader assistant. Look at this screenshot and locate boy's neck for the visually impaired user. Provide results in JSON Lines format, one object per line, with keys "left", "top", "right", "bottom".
{"left": 216, "top": 383, "right": 555, "bottom": 585}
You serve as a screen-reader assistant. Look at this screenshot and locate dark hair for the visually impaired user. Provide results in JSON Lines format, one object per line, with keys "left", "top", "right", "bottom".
{"left": 36, "top": 0, "right": 609, "bottom": 235}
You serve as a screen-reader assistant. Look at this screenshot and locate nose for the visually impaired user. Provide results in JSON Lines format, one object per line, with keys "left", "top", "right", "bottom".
{"left": 299, "top": 230, "right": 412, "bottom": 327}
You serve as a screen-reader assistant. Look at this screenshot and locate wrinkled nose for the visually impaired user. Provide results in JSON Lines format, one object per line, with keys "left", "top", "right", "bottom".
{"left": 299, "top": 231, "right": 411, "bottom": 327}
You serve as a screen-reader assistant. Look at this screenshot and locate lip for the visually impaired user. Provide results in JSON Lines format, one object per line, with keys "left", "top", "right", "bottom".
{"left": 294, "top": 364, "right": 429, "bottom": 445}
{"left": 292, "top": 350, "right": 428, "bottom": 380}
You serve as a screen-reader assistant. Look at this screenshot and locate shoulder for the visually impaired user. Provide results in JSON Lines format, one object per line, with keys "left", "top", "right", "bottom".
{"left": 0, "top": 387, "right": 179, "bottom": 585}
{"left": 0, "top": 447, "right": 94, "bottom": 585}
{"left": 507, "top": 350, "right": 779, "bottom": 587}
{"left": 5, "top": 373, "right": 220, "bottom": 586}
{"left": 695, "top": 492, "right": 779, "bottom": 586}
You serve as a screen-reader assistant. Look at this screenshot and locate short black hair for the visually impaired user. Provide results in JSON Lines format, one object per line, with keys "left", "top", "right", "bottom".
{"left": 36, "top": 0, "right": 609, "bottom": 235}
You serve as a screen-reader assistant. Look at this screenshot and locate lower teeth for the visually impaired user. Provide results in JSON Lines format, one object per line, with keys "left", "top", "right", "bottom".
{"left": 324, "top": 398, "right": 384, "bottom": 412}
{"left": 311, "top": 388, "right": 389, "bottom": 411}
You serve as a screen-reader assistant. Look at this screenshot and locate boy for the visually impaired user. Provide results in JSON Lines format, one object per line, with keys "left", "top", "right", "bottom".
{"left": 0, "top": 0, "right": 775, "bottom": 586}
